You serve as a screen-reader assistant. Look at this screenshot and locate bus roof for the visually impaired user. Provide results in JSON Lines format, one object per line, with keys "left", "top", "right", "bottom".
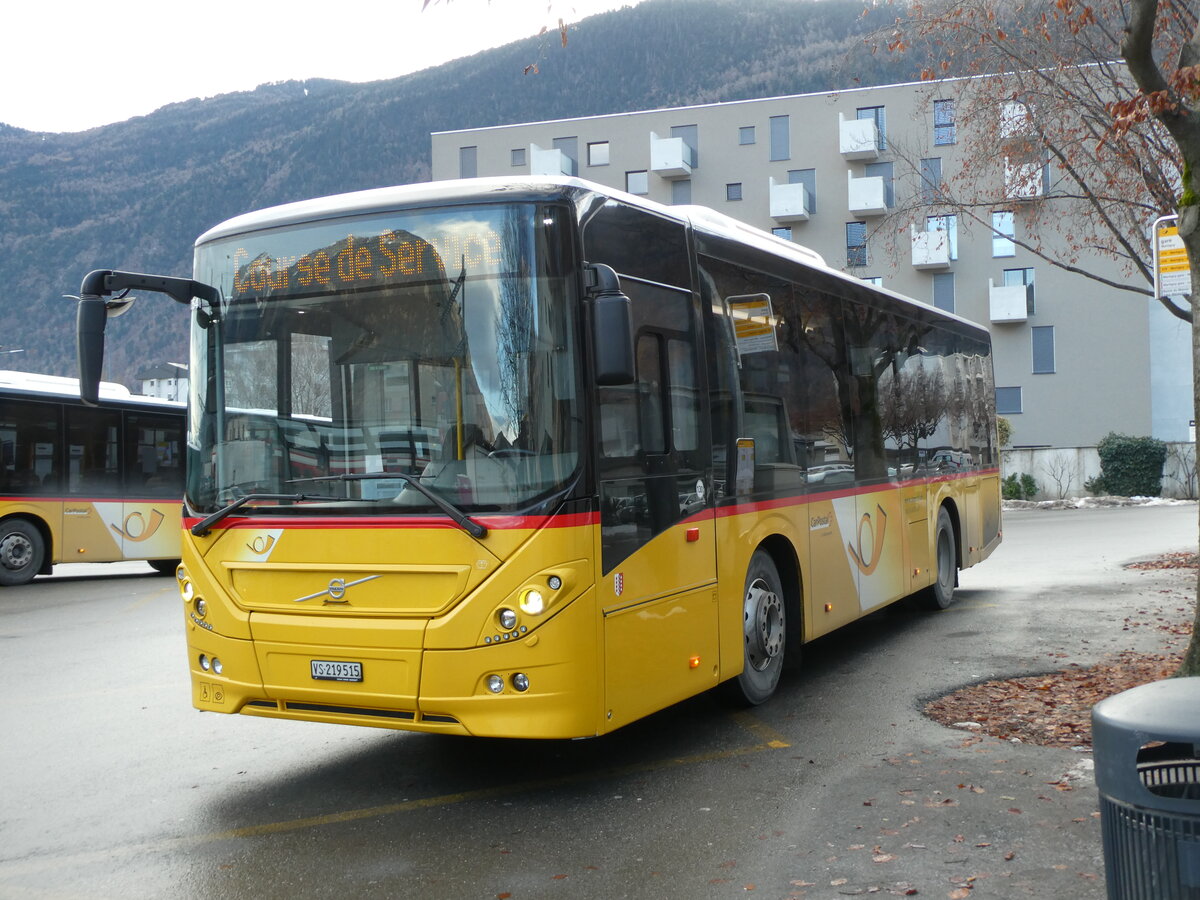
{"left": 0, "top": 370, "right": 183, "bottom": 408}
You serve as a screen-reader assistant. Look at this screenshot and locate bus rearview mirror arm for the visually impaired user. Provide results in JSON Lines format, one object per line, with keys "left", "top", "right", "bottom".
{"left": 76, "top": 269, "right": 219, "bottom": 406}
{"left": 585, "top": 263, "right": 635, "bottom": 386}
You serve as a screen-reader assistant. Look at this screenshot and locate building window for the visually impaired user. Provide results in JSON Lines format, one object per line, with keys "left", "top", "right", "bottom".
{"left": 995, "top": 386, "right": 1022, "bottom": 414}
{"left": 552, "top": 137, "right": 578, "bottom": 176}
{"left": 459, "top": 146, "right": 478, "bottom": 179}
{"left": 862, "top": 276, "right": 883, "bottom": 287}
{"left": 1004, "top": 267, "right": 1036, "bottom": 315}
{"left": 739, "top": 125, "right": 756, "bottom": 145}
{"left": 919, "top": 157, "right": 942, "bottom": 204}
{"left": 789, "top": 168, "right": 816, "bottom": 213}
{"left": 626, "top": 170, "right": 649, "bottom": 195}
{"left": 772, "top": 226, "right": 793, "bottom": 241}
{"left": 587, "top": 141, "right": 610, "bottom": 167}
{"left": 932, "top": 272, "right": 955, "bottom": 313}
{"left": 726, "top": 182, "right": 743, "bottom": 202}
{"left": 769, "top": 115, "right": 790, "bottom": 161}
{"left": 1032, "top": 325, "right": 1055, "bottom": 374}
{"left": 865, "top": 161, "right": 895, "bottom": 207}
{"left": 992, "top": 210, "right": 1016, "bottom": 257}
{"left": 846, "top": 221, "right": 868, "bottom": 267}
{"left": 671, "top": 124, "right": 698, "bottom": 168}
{"left": 856, "top": 106, "right": 887, "bottom": 150}
{"left": 933, "top": 99, "right": 956, "bottom": 145}
{"left": 671, "top": 179, "right": 692, "bottom": 205}
{"left": 926, "top": 214, "right": 958, "bottom": 260}
{"left": 511, "top": 148, "right": 526, "bottom": 167}
{"left": 1000, "top": 100, "right": 1032, "bottom": 138}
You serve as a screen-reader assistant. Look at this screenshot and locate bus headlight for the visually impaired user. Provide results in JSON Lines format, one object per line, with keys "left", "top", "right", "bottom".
{"left": 512, "top": 673, "right": 530, "bottom": 692}
{"left": 181, "top": 580, "right": 195, "bottom": 602}
{"left": 497, "top": 608, "right": 518, "bottom": 631}
{"left": 519, "top": 589, "right": 545, "bottom": 616}
{"left": 194, "top": 598, "right": 207, "bottom": 618}
{"left": 486, "top": 674, "right": 504, "bottom": 694}
{"left": 199, "top": 654, "right": 211, "bottom": 671}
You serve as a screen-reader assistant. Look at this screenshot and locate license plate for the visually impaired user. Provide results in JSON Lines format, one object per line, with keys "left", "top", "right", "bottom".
{"left": 310, "top": 660, "right": 363, "bottom": 682}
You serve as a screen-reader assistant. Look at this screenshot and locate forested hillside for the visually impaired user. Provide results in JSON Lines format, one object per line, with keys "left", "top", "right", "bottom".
{"left": 0, "top": 0, "right": 920, "bottom": 385}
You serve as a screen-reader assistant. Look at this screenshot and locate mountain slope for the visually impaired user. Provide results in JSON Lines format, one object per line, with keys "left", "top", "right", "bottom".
{"left": 0, "top": 0, "right": 919, "bottom": 385}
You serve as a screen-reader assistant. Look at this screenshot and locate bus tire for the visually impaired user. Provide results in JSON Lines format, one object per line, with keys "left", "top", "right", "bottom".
{"left": 923, "top": 506, "right": 957, "bottom": 610}
{"left": 148, "top": 559, "right": 180, "bottom": 576}
{"left": 0, "top": 519, "right": 45, "bottom": 587}
{"left": 727, "top": 549, "right": 786, "bottom": 706}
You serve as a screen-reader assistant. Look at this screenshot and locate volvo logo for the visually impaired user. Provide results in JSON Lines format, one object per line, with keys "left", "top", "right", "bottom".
{"left": 292, "top": 575, "right": 380, "bottom": 604}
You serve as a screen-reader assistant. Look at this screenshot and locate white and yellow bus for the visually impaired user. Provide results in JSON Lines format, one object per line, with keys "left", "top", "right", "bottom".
{"left": 0, "top": 371, "right": 183, "bottom": 585}
{"left": 75, "top": 177, "right": 1000, "bottom": 738}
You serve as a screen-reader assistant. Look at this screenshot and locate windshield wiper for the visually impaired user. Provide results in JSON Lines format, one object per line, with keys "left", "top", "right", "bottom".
{"left": 286, "top": 473, "right": 488, "bottom": 539}
{"left": 190, "top": 493, "right": 327, "bottom": 537}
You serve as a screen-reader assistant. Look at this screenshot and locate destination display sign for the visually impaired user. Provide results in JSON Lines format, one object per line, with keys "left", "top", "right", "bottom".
{"left": 230, "top": 227, "right": 503, "bottom": 301}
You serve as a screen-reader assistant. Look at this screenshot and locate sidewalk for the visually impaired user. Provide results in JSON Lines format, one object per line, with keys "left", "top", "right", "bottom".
{"left": 772, "top": 503, "right": 1196, "bottom": 899}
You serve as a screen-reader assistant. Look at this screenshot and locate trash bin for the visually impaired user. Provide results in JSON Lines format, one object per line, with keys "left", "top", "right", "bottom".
{"left": 1093, "top": 677, "right": 1200, "bottom": 899}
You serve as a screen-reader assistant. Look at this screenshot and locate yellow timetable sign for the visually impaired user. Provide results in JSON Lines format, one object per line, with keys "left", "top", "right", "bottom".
{"left": 1156, "top": 223, "right": 1191, "bottom": 297}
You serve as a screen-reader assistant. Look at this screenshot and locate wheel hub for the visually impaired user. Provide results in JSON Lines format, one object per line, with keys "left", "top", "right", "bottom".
{"left": 0, "top": 532, "right": 33, "bottom": 571}
{"left": 744, "top": 579, "right": 784, "bottom": 671}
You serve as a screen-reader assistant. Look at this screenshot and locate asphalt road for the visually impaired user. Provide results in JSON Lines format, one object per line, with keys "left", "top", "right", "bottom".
{"left": 1, "top": 503, "right": 1196, "bottom": 899}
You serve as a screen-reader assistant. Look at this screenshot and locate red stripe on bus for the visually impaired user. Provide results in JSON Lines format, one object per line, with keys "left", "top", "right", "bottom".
{"left": 715, "top": 467, "right": 1001, "bottom": 518}
{"left": 181, "top": 509, "right": 601, "bottom": 532}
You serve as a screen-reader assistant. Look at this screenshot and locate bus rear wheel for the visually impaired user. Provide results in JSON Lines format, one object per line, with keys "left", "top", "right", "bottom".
{"left": 727, "top": 550, "right": 786, "bottom": 706}
{"left": 923, "top": 506, "right": 958, "bottom": 610}
{"left": 0, "top": 519, "right": 44, "bottom": 587}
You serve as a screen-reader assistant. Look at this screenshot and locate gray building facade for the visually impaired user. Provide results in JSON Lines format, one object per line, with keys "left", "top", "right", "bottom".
{"left": 431, "top": 78, "right": 1190, "bottom": 449}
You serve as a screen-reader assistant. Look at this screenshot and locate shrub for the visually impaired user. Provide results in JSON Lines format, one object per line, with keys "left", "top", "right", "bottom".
{"left": 996, "top": 416, "right": 1013, "bottom": 449}
{"left": 1002, "top": 472, "right": 1039, "bottom": 500}
{"left": 1095, "top": 433, "right": 1167, "bottom": 497}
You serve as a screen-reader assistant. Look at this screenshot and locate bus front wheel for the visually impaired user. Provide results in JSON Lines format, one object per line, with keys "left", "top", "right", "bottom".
{"left": 0, "top": 519, "right": 45, "bottom": 587}
{"left": 727, "top": 550, "right": 786, "bottom": 706}
{"left": 923, "top": 506, "right": 958, "bottom": 610}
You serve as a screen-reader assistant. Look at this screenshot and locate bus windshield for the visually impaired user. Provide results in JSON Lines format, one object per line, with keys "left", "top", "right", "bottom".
{"left": 187, "top": 202, "right": 581, "bottom": 516}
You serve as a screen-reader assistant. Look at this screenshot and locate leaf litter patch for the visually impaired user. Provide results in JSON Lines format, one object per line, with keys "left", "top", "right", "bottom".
{"left": 925, "top": 552, "right": 1194, "bottom": 748}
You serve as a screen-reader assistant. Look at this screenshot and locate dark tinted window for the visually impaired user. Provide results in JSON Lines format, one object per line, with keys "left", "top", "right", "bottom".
{"left": 583, "top": 201, "right": 690, "bottom": 287}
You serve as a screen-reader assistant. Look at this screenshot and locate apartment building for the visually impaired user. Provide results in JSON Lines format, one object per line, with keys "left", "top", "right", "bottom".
{"left": 431, "top": 79, "right": 1191, "bottom": 449}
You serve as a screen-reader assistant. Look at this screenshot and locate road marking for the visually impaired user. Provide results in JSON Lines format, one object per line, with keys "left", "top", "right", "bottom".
{"left": 0, "top": 729, "right": 792, "bottom": 879}
{"left": 730, "top": 710, "right": 791, "bottom": 749}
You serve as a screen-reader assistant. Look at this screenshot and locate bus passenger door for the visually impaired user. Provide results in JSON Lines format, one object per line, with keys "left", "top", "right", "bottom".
{"left": 594, "top": 278, "right": 718, "bottom": 731}
{"left": 62, "top": 406, "right": 124, "bottom": 563}
{"left": 120, "top": 412, "right": 185, "bottom": 561}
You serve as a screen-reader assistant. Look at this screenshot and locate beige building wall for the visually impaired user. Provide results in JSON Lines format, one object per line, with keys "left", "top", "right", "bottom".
{"left": 432, "top": 79, "right": 1185, "bottom": 450}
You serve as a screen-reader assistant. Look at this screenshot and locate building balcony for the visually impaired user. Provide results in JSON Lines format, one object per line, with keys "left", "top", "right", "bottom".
{"left": 529, "top": 144, "right": 573, "bottom": 177}
{"left": 910, "top": 225, "right": 951, "bottom": 270}
{"left": 650, "top": 132, "right": 693, "bottom": 179}
{"left": 848, "top": 171, "right": 886, "bottom": 217}
{"left": 1004, "top": 159, "right": 1044, "bottom": 200}
{"left": 839, "top": 113, "right": 879, "bottom": 160}
{"left": 989, "top": 279, "right": 1029, "bottom": 323}
{"left": 769, "top": 178, "right": 810, "bottom": 222}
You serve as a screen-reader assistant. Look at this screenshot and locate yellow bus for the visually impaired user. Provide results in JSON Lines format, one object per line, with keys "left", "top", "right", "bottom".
{"left": 75, "top": 177, "right": 1000, "bottom": 737}
{"left": 0, "top": 371, "right": 183, "bottom": 585}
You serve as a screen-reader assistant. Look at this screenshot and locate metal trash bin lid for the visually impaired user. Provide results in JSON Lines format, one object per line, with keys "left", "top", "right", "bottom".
{"left": 1093, "top": 678, "right": 1200, "bottom": 815}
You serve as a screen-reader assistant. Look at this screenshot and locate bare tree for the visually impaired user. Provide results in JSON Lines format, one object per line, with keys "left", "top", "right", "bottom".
{"left": 1118, "top": 0, "right": 1200, "bottom": 675}
{"left": 879, "top": 0, "right": 1192, "bottom": 321}
{"left": 1041, "top": 453, "right": 1079, "bottom": 500}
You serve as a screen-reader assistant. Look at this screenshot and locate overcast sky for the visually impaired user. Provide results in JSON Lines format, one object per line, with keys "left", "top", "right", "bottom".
{"left": 3, "top": 0, "right": 639, "bottom": 134}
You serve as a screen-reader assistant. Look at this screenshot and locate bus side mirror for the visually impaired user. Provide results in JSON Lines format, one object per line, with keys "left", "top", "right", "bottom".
{"left": 75, "top": 269, "right": 218, "bottom": 406}
{"left": 587, "top": 263, "right": 635, "bottom": 386}
{"left": 76, "top": 295, "right": 110, "bottom": 406}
